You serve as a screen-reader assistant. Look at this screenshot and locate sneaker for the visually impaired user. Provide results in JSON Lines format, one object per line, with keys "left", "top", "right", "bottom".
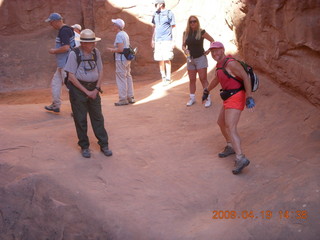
{"left": 114, "top": 100, "right": 129, "bottom": 106}
{"left": 161, "top": 77, "right": 166, "bottom": 85}
{"left": 204, "top": 98, "right": 212, "bottom": 108}
{"left": 218, "top": 146, "right": 235, "bottom": 158}
{"left": 163, "top": 79, "right": 172, "bottom": 86}
{"left": 81, "top": 148, "right": 91, "bottom": 158}
{"left": 128, "top": 97, "right": 135, "bottom": 104}
{"left": 232, "top": 155, "right": 250, "bottom": 174}
{"left": 186, "top": 98, "right": 196, "bottom": 106}
{"left": 101, "top": 147, "right": 113, "bottom": 157}
{"left": 45, "top": 104, "right": 60, "bottom": 113}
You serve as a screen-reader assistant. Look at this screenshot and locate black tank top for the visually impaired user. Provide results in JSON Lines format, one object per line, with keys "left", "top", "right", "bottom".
{"left": 185, "top": 29, "right": 205, "bottom": 58}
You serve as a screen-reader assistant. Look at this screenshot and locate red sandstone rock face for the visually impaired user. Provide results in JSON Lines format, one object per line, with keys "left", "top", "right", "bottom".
{"left": 0, "top": 0, "right": 319, "bottom": 107}
{"left": 236, "top": 0, "right": 320, "bottom": 107}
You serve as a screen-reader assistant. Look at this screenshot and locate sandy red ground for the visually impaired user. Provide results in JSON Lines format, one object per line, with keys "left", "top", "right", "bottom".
{"left": 0, "top": 70, "right": 319, "bottom": 239}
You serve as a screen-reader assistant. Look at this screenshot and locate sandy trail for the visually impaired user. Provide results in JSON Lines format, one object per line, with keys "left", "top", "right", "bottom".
{"left": 0, "top": 70, "right": 319, "bottom": 239}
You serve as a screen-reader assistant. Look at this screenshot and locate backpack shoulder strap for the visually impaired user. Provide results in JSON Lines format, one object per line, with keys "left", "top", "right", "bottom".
{"left": 216, "top": 57, "right": 243, "bottom": 85}
{"left": 72, "top": 47, "right": 82, "bottom": 67}
{"left": 93, "top": 48, "right": 97, "bottom": 62}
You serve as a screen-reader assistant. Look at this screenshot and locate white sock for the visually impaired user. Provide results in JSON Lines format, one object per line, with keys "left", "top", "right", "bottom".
{"left": 190, "top": 94, "right": 195, "bottom": 99}
{"left": 160, "top": 71, "right": 166, "bottom": 79}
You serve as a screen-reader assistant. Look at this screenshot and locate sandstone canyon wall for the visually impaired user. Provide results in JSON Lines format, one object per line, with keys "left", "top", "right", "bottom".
{"left": 0, "top": 0, "right": 319, "bottom": 107}
{"left": 234, "top": 0, "right": 320, "bottom": 107}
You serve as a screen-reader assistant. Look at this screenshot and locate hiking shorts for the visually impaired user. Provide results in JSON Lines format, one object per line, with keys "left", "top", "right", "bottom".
{"left": 187, "top": 55, "right": 208, "bottom": 70}
{"left": 223, "top": 90, "right": 245, "bottom": 111}
{"left": 154, "top": 41, "right": 174, "bottom": 61}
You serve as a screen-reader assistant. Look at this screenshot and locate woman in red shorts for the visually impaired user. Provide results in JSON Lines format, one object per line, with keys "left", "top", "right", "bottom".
{"left": 203, "top": 41, "right": 256, "bottom": 174}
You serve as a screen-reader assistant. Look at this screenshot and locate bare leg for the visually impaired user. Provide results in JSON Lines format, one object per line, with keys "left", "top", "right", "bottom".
{"left": 217, "top": 106, "right": 232, "bottom": 143}
{"left": 197, "top": 68, "right": 208, "bottom": 89}
{"left": 224, "top": 108, "right": 242, "bottom": 155}
{"left": 188, "top": 69, "right": 197, "bottom": 94}
{"left": 158, "top": 61, "right": 165, "bottom": 79}
{"left": 164, "top": 60, "right": 171, "bottom": 80}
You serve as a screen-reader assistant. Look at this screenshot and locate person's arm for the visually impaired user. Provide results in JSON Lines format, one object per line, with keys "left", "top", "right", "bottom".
{"left": 68, "top": 72, "right": 94, "bottom": 97}
{"left": 170, "top": 11, "right": 176, "bottom": 49}
{"left": 203, "top": 32, "right": 214, "bottom": 43}
{"left": 207, "top": 76, "right": 219, "bottom": 92}
{"left": 171, "top": 24, "right": 176, "bottom": 49}
{"left": 50, "top": 27, "right": 73, "bottom": 54}
{"left": 107, "top": 42, "right": 124, "bottom": 53}
{"left": 49, "top": 44, "right": 70, "bottom": 54}
{"left": 182, "top": 32, "right": 189, "bottom": 55}
{"left": 227, "top": 61, "right": 255, "bottom": 109}
{"left": 151, "top": 27, "right": 156, "bottom": 48}
{"left": 202, "top": 32, "right": 215, "bottom": 55}
{"left": 202, "top": 75, "right": 219, "bottom": 102}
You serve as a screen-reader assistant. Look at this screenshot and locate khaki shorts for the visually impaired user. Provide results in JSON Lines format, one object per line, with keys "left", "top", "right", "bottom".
{"left": 187, "top": 55, "right": 208, "bottom": 70}
{"left": 154, "top": 41, "right": 174, "bottom": 61}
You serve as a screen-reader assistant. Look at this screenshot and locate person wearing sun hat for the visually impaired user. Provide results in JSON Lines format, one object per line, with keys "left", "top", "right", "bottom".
{"left": 44, "top": 13, "right": 75, "bottom": 113}
{"left": 202, "top": 41, "right": 255, "bottom": 174}
{"left": 64, "top": 29, "right": 112, "bottom": 158}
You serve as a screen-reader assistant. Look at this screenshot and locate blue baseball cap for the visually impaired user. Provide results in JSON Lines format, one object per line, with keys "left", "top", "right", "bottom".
{"left": 45, "top": 13, "right": 62, "bottom": 22}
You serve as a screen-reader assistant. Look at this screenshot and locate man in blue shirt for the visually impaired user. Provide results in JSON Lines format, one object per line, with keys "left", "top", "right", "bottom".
{"left": 44, "top": 13, "right": 75, "bottom": 113}
{"left": 151, "top": 0, "right": 176, "bottom": 86}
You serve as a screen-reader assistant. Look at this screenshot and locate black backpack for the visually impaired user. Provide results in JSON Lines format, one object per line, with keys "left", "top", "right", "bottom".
{"left": 64, "top": 47, "right": 97, "bottom": 86}
{"left": 216, "top": 57, "right": 259, "bottom": 92}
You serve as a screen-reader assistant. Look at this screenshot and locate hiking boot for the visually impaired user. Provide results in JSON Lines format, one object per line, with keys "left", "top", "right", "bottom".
{"left": 114, "top": 100, "right": 129, "bottom": 106}
{"left": 218, "top": 146, "right": 236, "bottom": 158}
{"left": 101, "top": 147, "right": 112, "bottom": 157}
{"left": 45, "top": 104, "right": 60, "bottom": 113}
{"left": 204, "top": 98, "right": 212, "bottom": 108}
{"left": 81, "top": 148, "right": 91, "bottom": 158}
{"left": 186, "top": 98, "right": 196, "bottom": 106}
{"left": 128, "top": 97, "right": 135, "bottom": 104}
{"left": 232, "top": 155, "right": 250, "bottom": 174}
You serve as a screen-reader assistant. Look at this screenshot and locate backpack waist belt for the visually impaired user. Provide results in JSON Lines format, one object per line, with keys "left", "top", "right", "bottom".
{"left": 78, "top": 80, "right": 97, "bottom": 88}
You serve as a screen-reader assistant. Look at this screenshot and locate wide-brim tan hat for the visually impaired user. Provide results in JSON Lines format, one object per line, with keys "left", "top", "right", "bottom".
{"left": 76, "top": 29, "right": 101, "bottom": 42}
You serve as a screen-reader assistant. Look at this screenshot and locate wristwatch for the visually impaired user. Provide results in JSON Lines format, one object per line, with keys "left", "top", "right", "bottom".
{"left": 95, "top": 86, "right": 103, "bottom": 93}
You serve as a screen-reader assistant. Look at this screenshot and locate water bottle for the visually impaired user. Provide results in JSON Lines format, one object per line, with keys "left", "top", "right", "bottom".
{"left": 186, "top": 51, "right": 191, "bottom": 62}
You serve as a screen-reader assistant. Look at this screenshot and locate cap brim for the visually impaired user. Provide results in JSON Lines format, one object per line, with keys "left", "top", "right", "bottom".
{"left": 209, "top": 47, "right": 224, "bottom": 49}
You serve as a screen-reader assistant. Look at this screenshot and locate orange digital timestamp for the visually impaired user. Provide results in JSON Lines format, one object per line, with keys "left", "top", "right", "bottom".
{"left": 212, "top": 210, "right": 308, "bottom": 220}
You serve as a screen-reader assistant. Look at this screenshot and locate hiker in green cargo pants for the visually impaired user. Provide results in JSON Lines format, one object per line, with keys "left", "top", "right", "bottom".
{"left": 64, "top": 29, "right": 112, "bottom": 159}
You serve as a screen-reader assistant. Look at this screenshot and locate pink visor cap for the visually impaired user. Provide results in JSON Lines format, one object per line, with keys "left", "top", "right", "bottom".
{"left": 209, "top": 41, "right": 224, "bottom": 49}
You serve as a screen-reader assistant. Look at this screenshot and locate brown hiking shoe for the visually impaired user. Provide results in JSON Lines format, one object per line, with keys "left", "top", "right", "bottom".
{"left": 232, "top": 155, "right": 250, "bottom": 174}
{"left": 45, "top": 103, "right": 60, "bottom": 113}
{"left": 218, "top": 146, "right": 235, "bottom": 158}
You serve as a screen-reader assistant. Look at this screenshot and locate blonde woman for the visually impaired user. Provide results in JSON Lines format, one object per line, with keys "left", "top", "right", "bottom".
{"left": 182, "top": 16, "right": 214, "bottom": 107}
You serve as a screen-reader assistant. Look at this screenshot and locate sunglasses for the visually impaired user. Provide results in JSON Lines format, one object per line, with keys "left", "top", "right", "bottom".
{"left": 189, "top": 20, "right": 197, "bottom": 24}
